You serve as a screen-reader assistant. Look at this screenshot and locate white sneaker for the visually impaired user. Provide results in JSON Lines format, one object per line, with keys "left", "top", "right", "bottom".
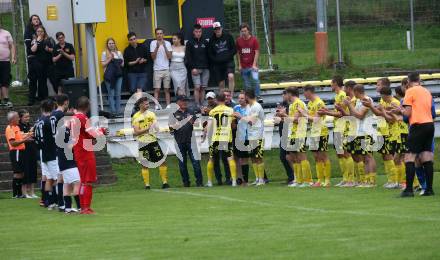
{"left": 47, "top": 204, "right": 57, "bottom": 210}
{"left": 288, "top": 182, "right": 299, "bottom": 187}
{"left": 256, "top": 181, "right": 265, "bottom": 186}
{"left": 250, "top": 179, "right": 259, "bottom": 186}
{"left": 299, "top": 183, "right": 311, "bottom": 188}
{"left": 30, "top": 194, "right": 39, "bottom": 199}
{"left": 155, "top": 105, "right": 161, "bottom": 110}
{"left": 232, "top": 180, "right": 237, "bottom": 187}
{"left": 205, "top": 181, "right": 213, "bottom": 187}
{"left": 70, "top": 208, "right": 79, "bottom": 213}
{"left": 388, "top": 183, "right": 399, "bottom": 189}
{"left": 25, "top": 194, "right": 33, "bottom": 199}
{"left": 335, "top": 181, "right": 346, "bottom": 187}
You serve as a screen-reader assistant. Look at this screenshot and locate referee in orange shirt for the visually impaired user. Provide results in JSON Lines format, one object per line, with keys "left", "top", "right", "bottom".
{"left": 399, "top": 73, "right": 435, "bottom": 197}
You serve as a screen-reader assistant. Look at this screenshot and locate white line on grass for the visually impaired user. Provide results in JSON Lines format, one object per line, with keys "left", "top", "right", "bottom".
{"left": 154, "top": 189, "right": 440, "bottom": 223}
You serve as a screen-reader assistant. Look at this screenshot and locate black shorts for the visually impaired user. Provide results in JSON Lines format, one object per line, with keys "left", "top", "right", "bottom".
{"left": 350, "top": 136, "right": 373, "bottom": 155}
{"left": 209, "top": 141, "right": 233, "bottom": 158}
{"left": 0, "top": 61, "right": 11, "bottom": 87}
{"left": 377, "top": 136, "right": 395, "bottom": 155}
{"left": 56, "top": 68, "right": 75, "bottom": 87}
{"left": 288, "top": 138, "right": 306, "bottom": 153}
{"left": 308, "top": 135, "right": 329, "bottom": 152}
{"left": 407, "top": 123, "right": 434, "bottom": 154}
{"left": 139, "top": 141, "right": 165, "bottom": 164}
{"left": 234, "top": 139, "right": 250, "bottom": 159}
{"left": 396, "top": 134, "right": 409, "bottom": 154}
{"left": 249, "top": 139, "right": 264, "bottom": 159}
{"left": 213, "top": 61, "right": 235, "bottom": 83}
{"left": 9, "top": 150, "right": 24, "bottom": 173}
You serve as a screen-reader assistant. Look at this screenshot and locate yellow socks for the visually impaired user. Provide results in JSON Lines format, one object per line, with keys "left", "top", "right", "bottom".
{"left": 257, "top": 163, "right": 265, "bottom": 180}
{"left": 384, "top": 160, "right": 397, "bottom": 183}
{"left": 339, "top": 158, "right": 347, "bottom": 182}
{"left": 228, "top": 159, "right": 237, "bottom": 181}
{"left": 159, "top": 165, "right": 168, "bottom": 184}
{"left": 207, "top": 160, "right": 214, "bottom": 182}
{"left": 293, "top": 163, "right": 302, "bottom": 184}
{"left": 346, "top": 157, "right": 355, "bottom": 182}
{"left": 301, "top": 160, "right": 313, "bottom": 183}
{"left": 396, "top": 163, "right": 406, "bottom": 184}
{"left": 355, "top": 162, "right": 365, "bottom": 183}
{"left": 316, "top": 162, "right": 324, "bottom": 183}
{"left": 252, "top": 163, "right": 259, "bottom": 180}
{"left": 141, "top": 168, "right": 150, "bottom": 186}
{"left": 324, "top": 160, "right": 331, "bottom": 184}
{"left": 369, "top": 172, "right": 377, "bottom": 185}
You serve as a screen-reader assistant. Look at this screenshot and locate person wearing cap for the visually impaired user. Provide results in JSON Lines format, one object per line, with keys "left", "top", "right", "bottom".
{"left": 186, "top": 24, "right": 210, "bottom": 107}
{"left": 208, "top": 22, "right": 236, "bottom": 93}
{"left": 201, "top": 91, "right": 217, "bottom": 116}
{"left": 169, "top": 95, "right": 203, "bottom": 187}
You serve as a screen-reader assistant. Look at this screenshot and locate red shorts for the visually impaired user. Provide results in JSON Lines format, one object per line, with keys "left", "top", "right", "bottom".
{"left": 76, "top": 158, "right": 97, "bottom": 183}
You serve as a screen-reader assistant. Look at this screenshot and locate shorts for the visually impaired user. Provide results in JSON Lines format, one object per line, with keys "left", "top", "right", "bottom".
{"left": 395, "top": 134, "right": 409, "bottom": 154}
{"left": 62, "top": 167, "right": 81, "bottom": 184}
{"left": 350, "top": 136, "right": 373, "bottom": 155}
{"left": 55, "top": 68, "right": 75, "bottom": 87}
{"left": 332, "top": 131, "right": 347, "bottom": 152}
{"left": 377, "top": 136, "right": 395, "bottom": 155}
{"left": 191, "top": 69, "right": 210, "bottom": 87}
{"left": 249, "top": 139, "right": 264, "bottom": 159}
{"left": 76, "top": 158, "right": 97, "bottom": 183}
{"left": 407, "top": 122, "right": 435, "bottom": 154}
{"left": 209, "top": 141, "right": 233, "bottom": 158}
{"left": 127, "top": 73, "right": 147, "bottom": 92}
{"left": 234, "top": 139, "right": 250, "bottom": 159}
{"left": 0, "top": 61, "right": 11, "bottom": 87}
{"left": 308, "top": 135, "right": 329, "bottom": 152}
{"left": 288, "top": 138, "right": 306, "bottom": 153}
{"left": 213, "top": 61, "right": 235, "bottom": 83}
{"left": 41, "top": 159, "right": 60, "bottom": 180}
{"left": 153, "top": 69, "right": 171, "bottom": 89}
{"left": 139, "top": 141, "right": 165, "bottom": 164}
{"left": 9, "top": 150, "right": 24, "bottom": 173}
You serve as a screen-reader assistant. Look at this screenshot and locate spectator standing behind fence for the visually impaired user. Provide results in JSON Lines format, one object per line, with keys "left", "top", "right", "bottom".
{"left": 185, "top": 24, "right": 210, "bottom": 107}
{"left": 151, "top": 28, "right": 172, "bottom": 109}
{"left": 102, "top": 38, "right": 124, "bottom": 117}
{"left": 53, "top": 32, "right": 75, "bottom": 95}
{"left": 18, "top": 109, "right": 38, "bottom": 198}
{"left": 169, "top": 95, "right": 203, "bottom": 187}
{"left": 170, "top": 33, "right": 187, "bottom": 96}
{"left": 0, "top": 24, "right": 16, "bottom": 107}
{"left": 208, "top": 22, "right": 236, "bottom": 93}
{"left": 236, "top": 23, "right": 261, "bottom": 100}
{"left": 123, "top": 32, "right": 149, "bottom": 95}
{"left": 24, "top": 15, "right": 42, "bottom": 105}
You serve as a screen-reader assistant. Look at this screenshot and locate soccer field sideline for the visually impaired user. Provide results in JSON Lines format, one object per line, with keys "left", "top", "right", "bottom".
{"left": 1, "top": 175, "right": 440, "bottom": 259}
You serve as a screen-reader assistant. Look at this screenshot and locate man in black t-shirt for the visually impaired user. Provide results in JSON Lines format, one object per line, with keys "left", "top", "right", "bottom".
{"left": 51, "top": 94, "right": 81, "bottom": 213}
{"left": 52, "top": 32, "right": 75, "bottom": 94}
{"left": 35, "top": 99, "right": 59, "bottom": 209}
{"left": 123, "top": 32, "right": 149, "bottom": 93}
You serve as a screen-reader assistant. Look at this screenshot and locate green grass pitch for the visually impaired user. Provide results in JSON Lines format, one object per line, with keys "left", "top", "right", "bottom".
{"left": 1, "top": 148, "right": 440, "bottom": 259}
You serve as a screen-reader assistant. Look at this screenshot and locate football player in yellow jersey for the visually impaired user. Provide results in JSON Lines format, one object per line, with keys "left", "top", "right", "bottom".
{"left": 203, "top": 93, "right": 238, "bottom": 187}
{"left": 345, "top": 84, "right": 377, "bottom": 187}
{"left": 318, "top": 76, "right": 355, "bottom": 187}
{"left": 303, "top": 85, "right": 331, "bottom": 187}
{"left": 363, "top": 84, "right": 400, "bottom": 189}
{"left": 285, "top": 87, "right": 313, "bottom": 188}
{"left": 393, "top": 83, "right": 410, "bottom": 187}
{"left": 132, "top": 97, "right": 169, "bottom": 189}
{"left": 341, "top": 80, "right": 365, "bottom": 186}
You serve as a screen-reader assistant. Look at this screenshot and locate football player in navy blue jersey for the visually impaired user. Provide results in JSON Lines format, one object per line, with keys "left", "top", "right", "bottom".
{"left": 35, "top": 99, "right": 60, "bottom": 209}
{"left": 51, "top": 94, "right": 81, "bottom": 213}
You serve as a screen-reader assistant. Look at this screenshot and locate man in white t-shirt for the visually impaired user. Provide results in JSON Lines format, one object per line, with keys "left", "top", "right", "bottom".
{"left": 150, "top": 28, "right": 172, "bottom": 109}
{"left": 0, "top": 26, "right": 16, "bottom": 107}
{"left": 243, "top": 89, "right": 266, "bottom": 185}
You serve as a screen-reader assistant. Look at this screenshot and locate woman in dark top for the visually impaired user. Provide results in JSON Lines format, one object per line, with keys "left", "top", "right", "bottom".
{"left": 24, "top": 15, "right": 43, "bottom": 105}
{"left": 53, "top": 32, "right": 75, "bottom": 94}
{"left": 18, "top": 109, "right": 38, "bottom": 198}
{"left": 28, "top": 25, "right": 52, "bottom": 104}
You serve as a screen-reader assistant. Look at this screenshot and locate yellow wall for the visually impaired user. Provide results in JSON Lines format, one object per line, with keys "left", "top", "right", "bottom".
{"left": 95, "top": 0, "right": 129, "bottom": 80}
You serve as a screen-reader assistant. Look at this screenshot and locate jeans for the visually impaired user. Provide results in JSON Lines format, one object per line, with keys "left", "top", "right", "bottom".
{"left": 127, "top": 73, "right": 147, "bottom": 93}
{"left": 280, "top": 144, "right": 294, "bottom": 182}
{"left": 176, "top": 142, "right": 203, "bottom": 186}
{"left": 241, "top": 68, "right": 260, "bottom": 96}
{"left": 105, "top": 77, "right": 122, "bottom": 114}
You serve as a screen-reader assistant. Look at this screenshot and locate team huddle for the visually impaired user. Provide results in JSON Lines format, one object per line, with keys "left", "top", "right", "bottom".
{"left": 131, "top": 72, "right": 435, "bottom": 198}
